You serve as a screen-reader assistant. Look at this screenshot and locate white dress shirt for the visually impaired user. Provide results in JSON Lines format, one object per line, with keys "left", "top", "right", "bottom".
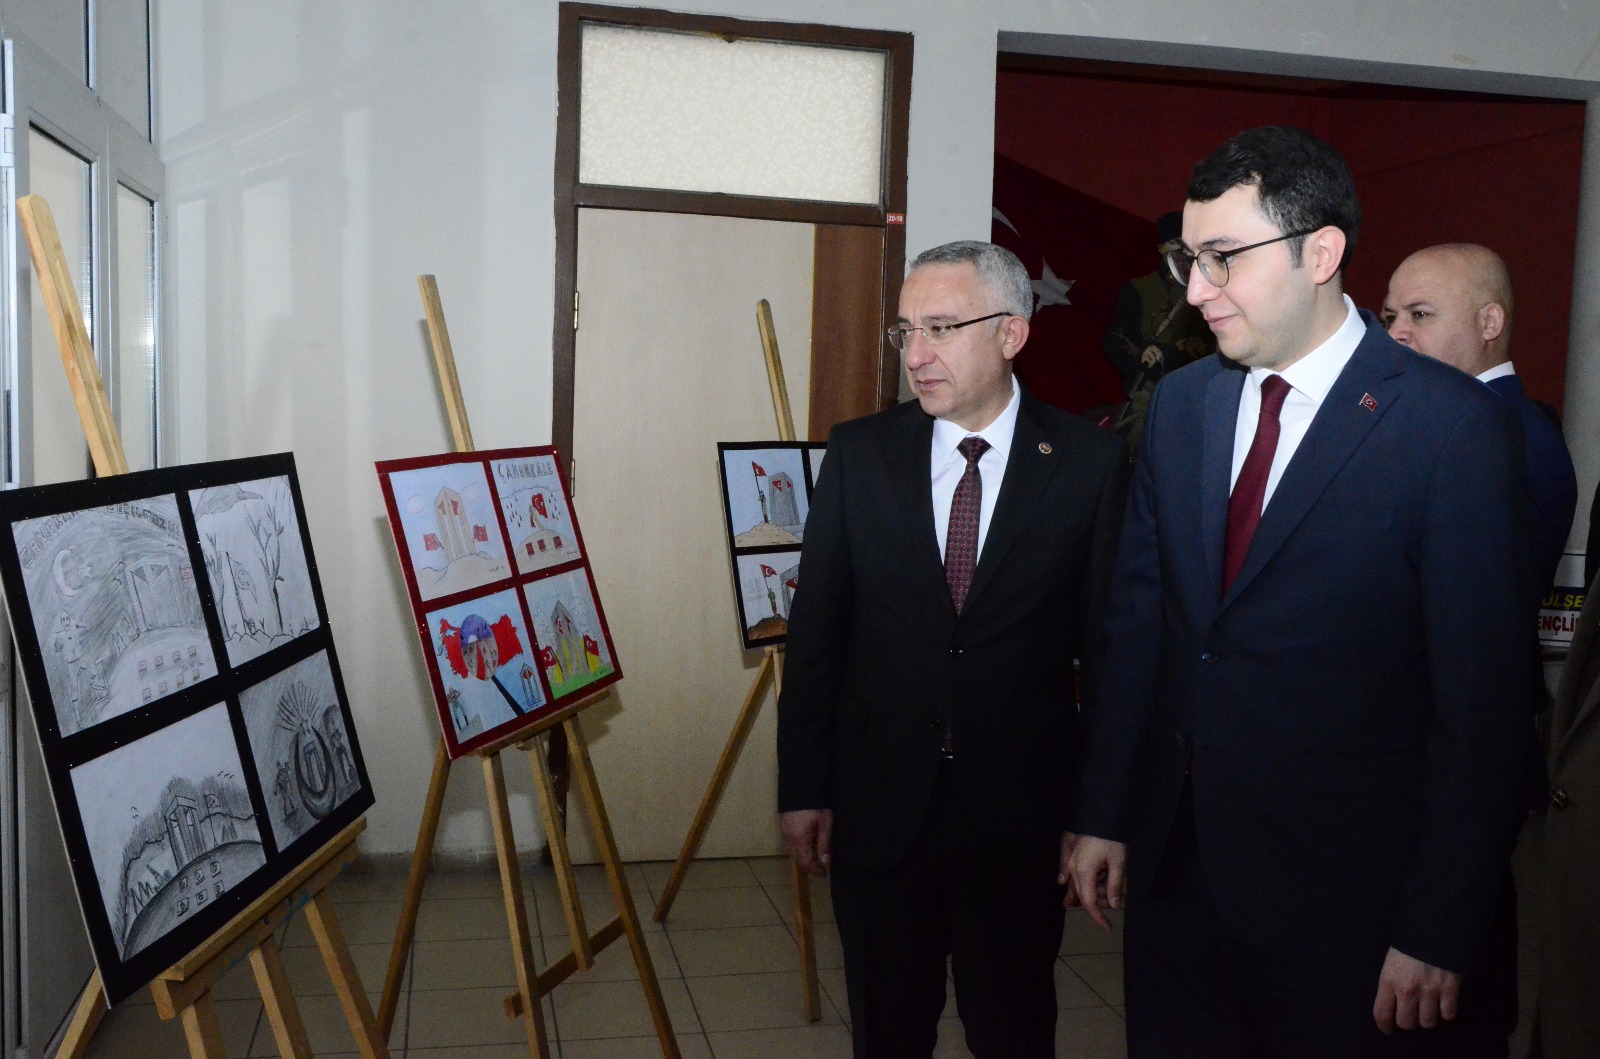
{"left": 1230, "top": 295, "right": 1365, "bottom": 508}
{"left": 932, "top": 376, "right": 1021, "bottom": 560}
{"left": 1477, "top": 360, "right": 1516, "bottom": 384}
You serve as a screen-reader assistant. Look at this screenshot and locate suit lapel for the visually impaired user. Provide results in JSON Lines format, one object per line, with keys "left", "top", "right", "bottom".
{"left": 1221, "top": 324, "right": 1406, "bottom": 609}
{"left": 891, "top": 406, "right": 956, "bottom": 617}
{"left": 961, "top": 396, "right": 1059, "bottom": 615}
{"left": 1202, "top": 367, "right": 1246, "bottom": 606}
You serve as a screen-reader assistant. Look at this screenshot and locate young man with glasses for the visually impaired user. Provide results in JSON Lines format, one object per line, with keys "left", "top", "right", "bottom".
{"left": 778, "top": 240, "right": 1128, "bottom": 1058}
{"left": 1066, "top": 126, "right": 1530, "bottom": 1057}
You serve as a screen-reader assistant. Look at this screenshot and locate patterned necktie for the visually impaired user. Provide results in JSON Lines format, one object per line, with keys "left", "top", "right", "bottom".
{"left": 1223, "top": 374, "right": 1291, "bottom": 595}
{"left": 946, "top": 436, "right": 991, "bottom": 613}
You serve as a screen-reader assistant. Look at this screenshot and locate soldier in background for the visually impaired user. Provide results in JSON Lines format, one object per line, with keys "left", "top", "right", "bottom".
{"left": 1102, "top": 211, "right": 1216, "bottom": 450}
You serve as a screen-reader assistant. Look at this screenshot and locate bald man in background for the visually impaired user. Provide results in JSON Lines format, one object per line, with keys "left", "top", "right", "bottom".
{"left": 1383, "top": 244, "right": 1576, "bottom": 587}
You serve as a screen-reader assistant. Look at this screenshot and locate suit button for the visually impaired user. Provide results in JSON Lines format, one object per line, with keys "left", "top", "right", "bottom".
{"left": 1551, "top": 786, "right": 1571, "bottom": 810}
{"left": 1200, "top": 651, "right": 1217, "bottom": 662}
{"left": 949, "top": 647, "right": 964, "bottom": 658}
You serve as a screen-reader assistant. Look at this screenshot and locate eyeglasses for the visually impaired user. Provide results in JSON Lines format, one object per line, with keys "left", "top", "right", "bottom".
{"left": 1165, "top": 229, "right": 1318, "bottom": 288}
{"left": 886, "top": 311, "right": 1012, "bottom": 350}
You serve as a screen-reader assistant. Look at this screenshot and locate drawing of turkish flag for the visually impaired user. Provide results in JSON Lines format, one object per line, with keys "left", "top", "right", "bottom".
{"left": 583, "top": 634, "right": 600, "bottom": 655}
{"left": 785, "top": 578, "right": 798, "bottom": 589}
{"left": 539, "top": 645, "right": 557, "bottom": 669}
{"left": 473, "top": 524, "right": 489, "bottom": 542}
{"left": 531, "top": 493, "right": 548, "bottom": 518}
{"left": 991, "top": 153, "right": 1150, "bottom": 415}
{"left": 490, "top": 615, "right": 524, "bottom": 662}
{"left": 760, "top": 564, "right": 777, "bottom": 577}
{"left": 423, "top": 533, "right": 442, "bottom": 551}
{"left": 752, "top": 462, "right": 767, "bottom": 476}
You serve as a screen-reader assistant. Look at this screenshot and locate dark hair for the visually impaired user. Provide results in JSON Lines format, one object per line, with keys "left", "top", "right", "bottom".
{"left": 1188, "top": 125, "right": 1362, "bottom": 274}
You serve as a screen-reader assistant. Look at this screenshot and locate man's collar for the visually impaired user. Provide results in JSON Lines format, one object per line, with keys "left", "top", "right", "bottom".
{"left": 1253, "top": 295, "right": 1363, "bottom": 402}
{"left": 1476, "top": 360, "right": 1516, "bottom": 383}
{"left": 932, "top": 375, "right": 1021, "bottom": 458}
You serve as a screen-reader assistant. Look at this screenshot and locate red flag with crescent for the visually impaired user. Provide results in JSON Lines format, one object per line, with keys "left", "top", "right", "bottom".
{"left": 752, "top": 462, "right": 767, "bottom": 476}
{"left": 760, "top": 564, "right": 777, "bottom": 577}
{"left": 423, "top": 533, "right": 442, "bottom": 551}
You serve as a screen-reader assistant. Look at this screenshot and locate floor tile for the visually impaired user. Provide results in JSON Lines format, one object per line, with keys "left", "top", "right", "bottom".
{"left": 536, "top": 885, "right": 663, "bottom": 937}
{"left": 276, "top": 940, "right": 398, "bottom": 998}
{"left": 525, "top": 860, "right": 651, "bottom": 897}
{"left": 652, "top": 886, "right": 782, "bottom": 930}
{"left": 248, "top": 990, "right": 393, "bottom": 1057}
{"left": 406, "top": 985, "right": 553, "bottom": 1049}
{"left": 281, "top": 900, "right": 403, "bottom": 948}
{"left": 1056, "top": 958, "right": 1108, "bottom": 1009}
{"left": 769, "top": 876, "right": 836, "bottom": 925}
{"left": 411, "top": 937, "right": 522, "bottom": 991}
{"left": 81, "top": 997, "right": 259, "bottom": 1059}
{"left": 670, "top": 925, "right": 806, "bottom": 977}
{"left": 1060, "top": 907, "right": 1122, "bottom": 956}
{"left": 1065, "top": 952, "right": 1124, "bottom": 1007}
{"left": 539, "top": 926, "right": 681, "bottom": 982}
{"left": 551, "top": 976, "right": 701, "bottom": 1039}
{"left": 747, "top": 855, "right": 797, "bottom": 888}
{"left": 707, "top": 1022, "right": 856, "bottom": 1058}
{"left": 687, "top": 970, "right": 842, "bottom": 1033}
{"left": 559, "top": 1033, "right": 714, "bottom": 1058}
{"left": 641, "top": 857, "right": 758, "bottom": 891}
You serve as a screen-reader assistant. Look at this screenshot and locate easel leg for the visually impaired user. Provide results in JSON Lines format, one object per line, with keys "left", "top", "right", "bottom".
{"left": 248, "top": 935, "right": 313, "bottom": 1058}
{"left": 51, "top": 972, "right": 107, "bottom": 1059}
{"left": 565, "top": 716, "right": 682, "bottom": 1059}
{"left": 305, "top": 892, "right": 391, "bottom": 1059}
{"left": 527, "top": 737, "right": 593, "bottom": 968}
{"left": 790, "top": 862, "right": 823, "bottom": 1022}
{"left": 483, "top": 753, "right": 554, "bottom": 1059}
{"left": 177, "top": 992, "right": 230, "bottom": 1059}
{"left": 656, "top": 648, "right": 775, "bottom": 920}
{"left": 378, "top": 740, "right": 451, "bottom": 1037}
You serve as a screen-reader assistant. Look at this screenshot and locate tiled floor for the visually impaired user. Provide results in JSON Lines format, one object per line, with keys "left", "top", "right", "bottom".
{"left": 77, "top": 829, "right": 1544, "bottom": 1058}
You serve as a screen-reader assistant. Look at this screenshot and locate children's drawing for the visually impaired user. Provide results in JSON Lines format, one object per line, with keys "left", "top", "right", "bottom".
{"left": 522, "top": 569, "right": 617, "bottom": 701}
{"left": 238, "top": 651, "right": 364, "bottom": 850}
{"left": 490, "top": 452, "right": 582, "bottom": 575}
{"left": 721, "top": 447, "right": 810, "bottom": 547}
{"left": 70, "top": 704, "right": 265, "bottom": 962}
{"left": 734, "top": 550, "right": 800, "bottom": 646}
{"left": 190, "top": 475, "right": 319, "bottom": 666}
{"left": 13, "top": 497, "right": 217, "bottom": 736}
{"left": 423, "top": 588, "right": 547, "bottom": 744}
{"left": 387, "top": 462, "right": 512, "bottom": 601}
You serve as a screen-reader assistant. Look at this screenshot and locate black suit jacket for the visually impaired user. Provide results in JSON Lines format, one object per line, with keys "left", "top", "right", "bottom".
{"left": 777, "top": 389, "right": 1128, "bottom": 872}
{"left": 1072, "top": 313, "right": 1536, "bottom": 974}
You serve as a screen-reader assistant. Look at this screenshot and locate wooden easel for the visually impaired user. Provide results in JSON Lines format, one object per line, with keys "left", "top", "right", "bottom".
{"left": 16, "top": 193, "right": 389, "bottom": 1059}
{"left": 652, "top": 299, "right": 822, "bottom": 1022}
{"left": 375, "top": 276, "right": 680, "bottom": 1059}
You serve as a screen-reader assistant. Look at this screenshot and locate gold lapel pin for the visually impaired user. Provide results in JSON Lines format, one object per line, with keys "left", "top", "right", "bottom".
{"left": 1038, "top": 442, "right": 1053, "bottom": 454}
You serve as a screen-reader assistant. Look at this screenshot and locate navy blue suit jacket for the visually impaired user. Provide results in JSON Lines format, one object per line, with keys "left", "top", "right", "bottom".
{"left": 1072, "top": 312, "right": 1535, "bottom": 975}
{"left": 1483, "top": 373, "right": 1576, "bottom": 589}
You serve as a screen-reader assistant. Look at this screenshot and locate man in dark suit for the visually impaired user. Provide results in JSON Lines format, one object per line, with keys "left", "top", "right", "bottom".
{"left": 1066, "top": 127, "right": 1534, "bottom": 1057}
{"left": 778, "top": 240, "right": 1127, "bottom": 1058}
{"left": 1382, "top": 243, "right": 1577, "bottom": 587}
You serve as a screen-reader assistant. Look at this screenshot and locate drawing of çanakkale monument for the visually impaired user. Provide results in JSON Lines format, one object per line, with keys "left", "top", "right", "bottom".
{"left": 414, "top": 485, "right": 509, "bottom": 597}
{"left": 733, "top": 462, "right": 803, "bottom": 547}
{"left": 20, "top": 500, "right": 218, "bottom": 736}
{"left": 110, "top": 772, "right": 263, "bottom": 960}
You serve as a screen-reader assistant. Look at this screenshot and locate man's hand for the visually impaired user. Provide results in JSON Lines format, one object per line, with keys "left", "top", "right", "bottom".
{"left": 780, "top": 809, "right": 834, "bottom": 878}
{"left": 1064, "top": 834, "right": 1127, "bottom": 932}
{"left": 1372, "top": 947, "right": 1461, "bottom": 1034}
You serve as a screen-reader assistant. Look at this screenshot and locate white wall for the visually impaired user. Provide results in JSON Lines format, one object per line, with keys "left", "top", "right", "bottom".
{"left": 154, "top": 0, "right": 1600, "bottom": 858}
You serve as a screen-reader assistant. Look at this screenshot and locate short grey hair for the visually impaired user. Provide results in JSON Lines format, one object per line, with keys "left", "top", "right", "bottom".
{"left": 909, "top": 241, "right": 1035, "bottom": 321}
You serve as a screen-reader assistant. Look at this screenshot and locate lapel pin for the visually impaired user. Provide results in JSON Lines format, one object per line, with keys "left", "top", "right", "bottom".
{"left": 1360, "top": 393, "right": 1378, "bottom": 412}
{"left": 1038, "top": 442, "right": 1053, "bottom": 454}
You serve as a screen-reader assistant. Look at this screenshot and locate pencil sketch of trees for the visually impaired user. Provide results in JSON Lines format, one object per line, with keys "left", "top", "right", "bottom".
{"left": 190, "top": 476, "right": 319, "bottom": 668}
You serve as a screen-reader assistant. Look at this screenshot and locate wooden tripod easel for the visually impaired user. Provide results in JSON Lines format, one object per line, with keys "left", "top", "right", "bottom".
{"left": 375, "top": 276, "right": 680, "bottom": 1059}
{"left": 652, "top": 299, "right": 822, "bottom": 1022}
{"left": 17, "top": 193, "right": 390, "bottom": 1059}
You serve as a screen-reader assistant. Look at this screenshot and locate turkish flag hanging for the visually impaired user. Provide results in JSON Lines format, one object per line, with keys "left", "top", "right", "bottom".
{"left": 991, "top": 153, "right": 1153, "bottom": 416}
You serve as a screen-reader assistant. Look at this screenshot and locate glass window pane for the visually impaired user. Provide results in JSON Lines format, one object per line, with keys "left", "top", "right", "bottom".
{"left": 117, "top": 185, "right": 156, "bottom": 470}
{"left": 98, "top": 0, "right": 153, "bottom": 140}
{"left": 10, "top": 1, "right": 89, "bottom": 85}
{"left": 579, "top": 23, "right": 885, "bottom": 204}
{"left": 28, "top": 129, "right": 94, "bottom": 485}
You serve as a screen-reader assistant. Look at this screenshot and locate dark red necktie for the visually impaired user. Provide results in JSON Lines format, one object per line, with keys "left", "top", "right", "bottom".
{"left": 945, "top": 436, "right": 991, "bottom": 613}
{"left": 1223, "top": 374, "right": 1291, "bottom": 594}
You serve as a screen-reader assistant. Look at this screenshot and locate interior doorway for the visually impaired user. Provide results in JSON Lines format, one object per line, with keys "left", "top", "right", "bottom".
{"left": 569, "top": 208, "right": 813, "bottom": 859}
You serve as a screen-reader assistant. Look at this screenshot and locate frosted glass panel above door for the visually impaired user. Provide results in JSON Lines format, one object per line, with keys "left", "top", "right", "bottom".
{"left": 579, "top": 23, "right": 886, "bottom": 204}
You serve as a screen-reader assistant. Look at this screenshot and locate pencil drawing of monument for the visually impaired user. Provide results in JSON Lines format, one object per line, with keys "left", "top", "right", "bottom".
{"left": 16, "top": 498, "right": 218, "bottom": 736}
{"left": 70, "top": 704, "right": 265, "bottom": 961}
{"left": 191, "top": 476, "right": 320, "bottom": 667}
{"left": 239, "top": 651, "right": 363, "bottom": 850}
